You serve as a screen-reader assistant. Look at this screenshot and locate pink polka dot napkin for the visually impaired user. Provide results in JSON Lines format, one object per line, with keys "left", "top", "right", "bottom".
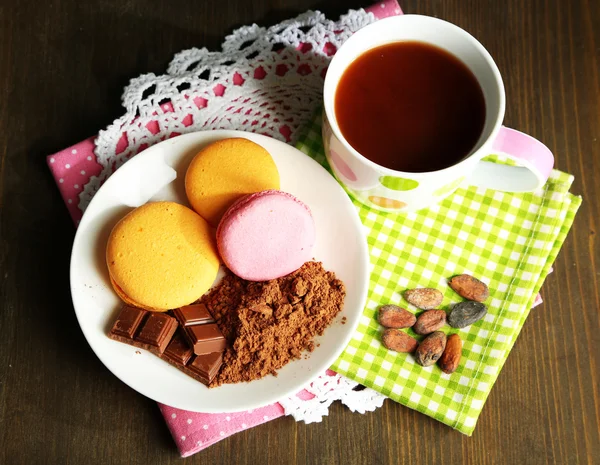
{"left": 47, "top": 137, "right": 102, "bottom": 223}
{"left": 47, "top": 1, "right": 403, "bottom": 457}
{"left": 159, "top": 404, "right": 286, "bottom": 458}
{"left": 158, "top": 369, "right": 340, "bottom": 457}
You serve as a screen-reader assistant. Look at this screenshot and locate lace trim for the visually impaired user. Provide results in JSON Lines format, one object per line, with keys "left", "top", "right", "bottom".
{"left": 279, "top": 372, "right": 386, "bottom": 423}
{"left": 81, "top": 9, "right": 375, "bottom": 212}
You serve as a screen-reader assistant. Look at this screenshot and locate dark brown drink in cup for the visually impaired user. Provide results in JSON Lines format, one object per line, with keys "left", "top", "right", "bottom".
{"left": 334, "top": 41, "right": 486, "bottom": 173}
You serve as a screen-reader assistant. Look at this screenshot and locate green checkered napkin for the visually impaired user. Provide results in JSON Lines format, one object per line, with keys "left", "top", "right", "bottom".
{"left": 295, "top": 114, "right": 581, "bottom": 435}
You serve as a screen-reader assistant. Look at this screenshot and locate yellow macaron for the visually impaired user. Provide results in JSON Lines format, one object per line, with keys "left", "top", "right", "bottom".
{"left": 106, "top": 201, "right": 220, "bottom": 311}
{"left": 185, "top": 138, "right": 280, "bottom": 227}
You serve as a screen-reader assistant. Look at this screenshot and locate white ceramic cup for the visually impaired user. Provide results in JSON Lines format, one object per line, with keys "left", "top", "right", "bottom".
{"left": 323, "top": 15, "right": 554, "bottom": 212}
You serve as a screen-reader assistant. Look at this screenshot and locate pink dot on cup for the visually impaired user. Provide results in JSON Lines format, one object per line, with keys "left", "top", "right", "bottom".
{"left": 187, "top": 419, "right": 192, "bottom": 424}
{"left": 181, "top": 436, "right": 186, "bottom": 441}
{"left": 330, "top": 150, "right": 358, "bottom": 182}
{"left": 80, "top": 170, "right": 86, "bottom": 175}
{"left": 203, "top": 425, "right": 208, "bottom": 430}
{"left": 59, "top": 178, "right": 64, "bottom": 183}
{"left": 242, "top": 423, "right": 247, "bottom": 428}
{"left": 65, "top": 164, "right": 71, "bottom": 169}
{"left": 50, "top": 158, "right": 55, "bottom": 163}
{"left": 74, "top": 184, "right": 79, "bottom": 189}
{"left": 87, "top": 156, "right": 92, "bottom": 161}
{"left": 171, "top": 413, "right": 176, "bottom": 418}
{"left": 220, "top": 431, "right": 225, "bottom": 437}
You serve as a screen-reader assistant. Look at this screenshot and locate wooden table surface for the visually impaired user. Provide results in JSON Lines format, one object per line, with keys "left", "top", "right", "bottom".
{"left": 1, "top": 0, "right": 598, "bottom": 463}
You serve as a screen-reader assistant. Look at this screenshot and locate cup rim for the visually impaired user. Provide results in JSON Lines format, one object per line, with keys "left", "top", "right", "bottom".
{"left": 323, "top": 14, "right": 507, "bottom": 176}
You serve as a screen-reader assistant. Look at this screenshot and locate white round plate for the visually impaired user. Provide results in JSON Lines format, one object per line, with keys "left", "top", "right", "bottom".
{"left": 70, "top": 130, "right": 369, "bottom": 413}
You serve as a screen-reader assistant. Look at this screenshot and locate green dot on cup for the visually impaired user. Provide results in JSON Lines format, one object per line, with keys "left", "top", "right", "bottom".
{"left": 433, "top": 176, "right": 465, "bottom": 197}
{"left": 380, "top": 176, "right": 419, "bottom": 191}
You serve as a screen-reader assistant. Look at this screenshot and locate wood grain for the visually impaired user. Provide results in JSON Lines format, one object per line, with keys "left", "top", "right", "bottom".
{"left": 0, "top": 0, "right": 598, "bottom": 463}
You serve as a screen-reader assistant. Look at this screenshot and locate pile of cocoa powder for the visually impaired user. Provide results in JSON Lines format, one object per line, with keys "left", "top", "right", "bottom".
{"left": 200, "top": 261, "right": 346, "bottom": 386}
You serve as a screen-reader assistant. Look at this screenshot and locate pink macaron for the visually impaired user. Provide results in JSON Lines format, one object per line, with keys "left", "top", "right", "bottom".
{"left": 216, "top": 190, "right": 316, "bottom": 281}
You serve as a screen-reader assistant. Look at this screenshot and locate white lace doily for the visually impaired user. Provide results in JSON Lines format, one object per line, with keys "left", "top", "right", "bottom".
{"left": 87, "top": 8, "right": 387, "bottom": 422}
{"left": 280, "top": 371, "right": 386, "bottom": 424}
{"left": 81, "top": 9, "right": 376, "bottom": 213}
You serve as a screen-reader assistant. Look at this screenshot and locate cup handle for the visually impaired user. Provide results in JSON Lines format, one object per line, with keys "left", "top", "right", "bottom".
{"left": 468, "top": 126, "right": 554, "bottom": 192}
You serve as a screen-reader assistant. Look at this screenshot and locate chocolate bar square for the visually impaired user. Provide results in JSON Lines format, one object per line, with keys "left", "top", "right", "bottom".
{"left": 184, "top": 323, "right": 227, "bottom": 355}
{"left": 135, "top": 313, "right": 178, "bottom": 354}
{"left": 108, "top": 306, "right": 148, "bottom": 343}
{"left": 173, "top": 304, "right": 215, "bottom": 326}
{"left": 162, "top": 331, "right": 193, "bottom": 366}
{"left": 187, "top": 352, "right": 223, "bottom": 385}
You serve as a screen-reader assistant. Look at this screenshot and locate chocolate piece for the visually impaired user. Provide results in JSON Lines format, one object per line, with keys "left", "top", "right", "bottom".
{"left": 109, "top": 306, "right": 147, "bottom": 340}
{"left": 187, "top": 352, "right": 223, "bottom": 385}
{"left": 166, "top": 307, "right": 224, "bottom": 383}
{"left": 109, "top": 307, "right": 221, "bottom": 387}
{"left": 135, "top": 313, "right": 178, "bottom": 354}
{"left": 161, "top": 350, "right": 223, "bottom": 386}
{"left": 162, "top": 331, "right": 193, "bottom": 366}
{"left": 173, "top": 304, "right": 214, "bottom": 326}
{"left": 184, "top": 324, "right": 227, "bottom": 355}
{"left": 173, "top": 304, "right": 225, "bottom": 355}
